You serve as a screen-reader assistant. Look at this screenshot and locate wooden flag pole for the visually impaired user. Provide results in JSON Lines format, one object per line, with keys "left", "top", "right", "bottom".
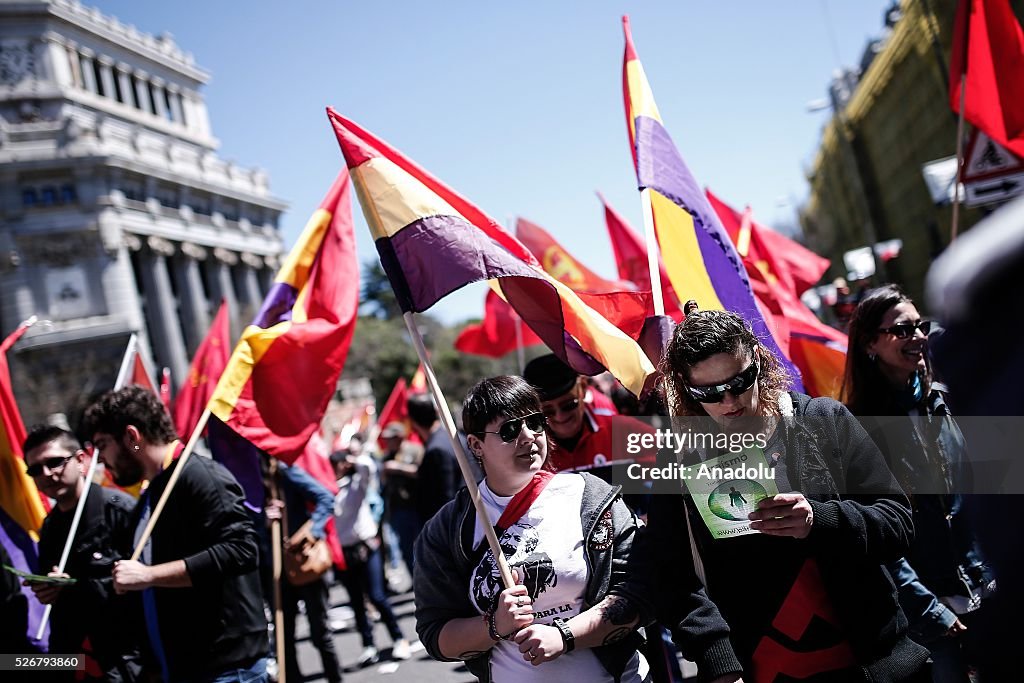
{"left": 36, "top": 329, "right": 137, "bottom": 639}
{"left": 640, "top": 188, "right": 666, "bottom": 316}
{"left": 129, "top": 407, "right": 212, "bottom": 560}
{"left": 950, "top": 73, "right": 968, "bottom": 242}
{"left": 401, "top": 312, "right": 515, "bottom": 590}
{"left": 268, "top": 460, "right": 287, "bottom": 683}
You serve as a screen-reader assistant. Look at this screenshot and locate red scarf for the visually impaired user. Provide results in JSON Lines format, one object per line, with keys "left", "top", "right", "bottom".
{"left": 494, "top": 470, "right": 555, "bottom": 533}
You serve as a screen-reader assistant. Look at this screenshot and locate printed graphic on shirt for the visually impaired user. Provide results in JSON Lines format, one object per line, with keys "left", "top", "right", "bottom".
{"left": 471, "top": 523, "right": 557, "bottom": 612}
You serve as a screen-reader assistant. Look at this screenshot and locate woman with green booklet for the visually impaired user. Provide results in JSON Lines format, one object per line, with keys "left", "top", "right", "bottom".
{"left": 646, "top": 309, "right": 930, "bottom": 682}
{"left": 413, "top": 375, "right": 744, "bottom": 683}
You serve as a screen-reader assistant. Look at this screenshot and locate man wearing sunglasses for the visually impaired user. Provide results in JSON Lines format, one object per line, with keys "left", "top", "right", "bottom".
{"left": 523, "top": 354, "right": 655, "bottom": 484}
{"left": 23, "top": 425, "right": 140, "bottom": 681}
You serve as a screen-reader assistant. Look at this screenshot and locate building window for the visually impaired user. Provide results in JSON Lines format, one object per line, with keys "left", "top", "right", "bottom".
{"left": 147, "top": 82, "right": 158, "bottom": 116}
{"left": 176, "top": 93, "right": 187, "bottom": 127}
{"left": 112, "top": 70, "right": 124, "bottom": 103}
{"left": 129, "top": 75, "right": 143, "bottom": 111}
{"left": 22, "top": 188, "right": 38, "bottom": 207}
{"left": 60, "top": 184, "right": 77, "bottom": 204}
{"left": 162, "top": 89, "right": 174, "bottom": 122}
{"left": 40, "top": 186, "right": 58, "bottom": 206}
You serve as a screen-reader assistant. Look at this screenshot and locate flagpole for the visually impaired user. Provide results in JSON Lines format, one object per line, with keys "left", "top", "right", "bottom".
{"left": 401, "top": 312, "right": 514, "bottom": 589}
{"left": 639, "top": 188, "right": 666, "bottom": 316}
{"left": 268, "top": 459, "right": 287, "bottom": 683}
{"left": 514, "top": 316, "right": 525, "bottom": 375}
{"left": 950, "top": 0, "right": 971, "bottom": 243}
{"left": 36, "top": 333, "right": 139, "bottom": 639}
{"left": 129, "top": 407, "right": 211, "bottom": 560}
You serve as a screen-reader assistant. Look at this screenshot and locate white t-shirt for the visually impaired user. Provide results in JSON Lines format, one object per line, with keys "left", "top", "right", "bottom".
{"left": 333, "top": 454, "right": 379, "bottom": 546}
{"left": 470, "top": 473, "right": 646, "bottom": 683}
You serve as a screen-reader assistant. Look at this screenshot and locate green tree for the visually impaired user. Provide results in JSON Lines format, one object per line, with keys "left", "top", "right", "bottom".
{"left": 360, "top": 259, "right": 402, "bottom": 320}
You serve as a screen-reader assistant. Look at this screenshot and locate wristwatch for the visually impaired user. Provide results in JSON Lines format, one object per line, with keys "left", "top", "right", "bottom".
{"left": 551, "top": 617, "right": 575, "bottom": 653}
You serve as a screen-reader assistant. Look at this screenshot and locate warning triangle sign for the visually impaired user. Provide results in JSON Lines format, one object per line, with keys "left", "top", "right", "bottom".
{"left": 962, "top": 130, "right": 1024, "bottom": 183}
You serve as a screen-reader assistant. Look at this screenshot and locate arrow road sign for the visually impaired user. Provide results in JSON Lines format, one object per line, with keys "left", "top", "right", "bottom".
{"left": 965, "top": 172, "right": 1024, "bottom": 207}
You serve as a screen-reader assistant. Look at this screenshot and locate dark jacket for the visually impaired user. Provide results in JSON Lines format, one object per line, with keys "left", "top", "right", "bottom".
{"left": 416, "top": 428, "right": 460, "bottom": 524}
{"left": 414, "top": 472, "right": 741, "bottom": 683}
{"left": 647, "top": 393, "right": 928, "bottom": 682}
{"left": 127, "top": 454, "right": 266, "bottom": 681}
{"left": 38, "top": 484, "right": 139, "bottom": 677}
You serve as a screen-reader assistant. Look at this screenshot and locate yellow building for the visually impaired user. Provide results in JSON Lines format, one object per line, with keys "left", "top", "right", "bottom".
{"left": 801, "top": 0, "right": 1024, "bottom": 306}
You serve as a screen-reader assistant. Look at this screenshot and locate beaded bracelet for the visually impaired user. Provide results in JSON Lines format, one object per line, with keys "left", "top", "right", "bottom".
{"left": 484, "top": 607, "right": 516, "bottom": 641}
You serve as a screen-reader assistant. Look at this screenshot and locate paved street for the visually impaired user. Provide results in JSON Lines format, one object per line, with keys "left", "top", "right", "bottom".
{"left": 288, "top": 570, "right": 475, "bottom": 683}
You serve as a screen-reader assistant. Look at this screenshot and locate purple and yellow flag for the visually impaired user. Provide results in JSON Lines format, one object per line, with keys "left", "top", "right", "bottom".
{"left": 622, "top": 16, "right": 800, "bottom": 387}
{"left": 327, "top": 109, "right": 655, "bottom": 395}
{"left": 207, "top": 170, "right": 360, "bottom": 466}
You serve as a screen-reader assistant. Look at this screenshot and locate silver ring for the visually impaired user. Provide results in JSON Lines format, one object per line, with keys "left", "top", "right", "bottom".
{"left": 517, "top": 597, "right": 525, "bottom": 607}
{"left": 530, "top": 652, "right": 537, "bottom": 660}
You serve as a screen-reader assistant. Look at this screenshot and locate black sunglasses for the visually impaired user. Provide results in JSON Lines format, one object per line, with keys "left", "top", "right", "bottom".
{"left": 878, "top": 319, "right": 932, "bottom": 339}
{"left": 686, "top": 359, "right": 760, "bottom": 404}
{"left": 480, "top": 412, "right": 547, "bottom": 443}
{"left": 541, "top": 397, "right": 580, "bottom": 418}
{"left": 25, "top": 455, "right": 74, "bottom": 478}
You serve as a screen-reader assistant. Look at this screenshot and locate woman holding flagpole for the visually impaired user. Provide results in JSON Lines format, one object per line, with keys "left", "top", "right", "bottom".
{"left": 413, "top": 375, "right": 743, "bottom": 683}
{"left": 648, "top": 308, "right": 929, "bottom": 682}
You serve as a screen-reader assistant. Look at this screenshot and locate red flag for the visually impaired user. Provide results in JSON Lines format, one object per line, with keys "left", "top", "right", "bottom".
{"left": 456, "top": 289, "right": 544, "bottom": 358}
{"left": 950, "top": 0, "right": 1024, "bottom": 158}
{"left": 707, "top": 191, "right": 848, "bottom": 399}
{"left": 516, "top": 218, "right": 633, "bottom": 293}
{"left": 409, "top": 364, "right": 427, "bottom": 394}
{"left": 375, "top": 378, "right": 408, "bottom": 449}
{"left": 599, "top": 193, "right": 684, "bottom": 321}
{"left": 208, "top": 171, "right": 360, "bottom": 463}
{"left": 173, "top": 301, "right": 230, "bottom": 439}
{"left": 131, "top": 352, "right": 157, "bottom": 394}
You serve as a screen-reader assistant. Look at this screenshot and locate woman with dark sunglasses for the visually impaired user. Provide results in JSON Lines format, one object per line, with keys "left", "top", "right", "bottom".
{"left": 643, "top": 309, "right": 929, "bottom": 682}
{"left": 843, "top": 285, "right": 990, "bottom": 683}
{"left": 413, "top": 375, "right": 744, "bottom": 683}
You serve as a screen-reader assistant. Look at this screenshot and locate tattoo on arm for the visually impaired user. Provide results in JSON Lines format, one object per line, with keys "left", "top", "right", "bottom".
{"left": 601, "top": 627, "right": 632, "bottom": 645}
{"left": 458, "top": 650, "right": 488, "bottom": 660}
{"left": 599, "top": 595, "right": 638, "bottom": 626}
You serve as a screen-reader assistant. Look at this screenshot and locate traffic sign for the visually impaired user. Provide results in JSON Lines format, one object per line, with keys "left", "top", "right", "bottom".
{"left": 965, "top": 172, "right": 1024, "bottom": 207}
{"left": 962, "top": 130, "right": 1024, "bottom": 184}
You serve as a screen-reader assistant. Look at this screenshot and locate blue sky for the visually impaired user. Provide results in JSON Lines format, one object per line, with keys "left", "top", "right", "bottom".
{"left": 93, "top": 1, "right": 892, "bottom": 324}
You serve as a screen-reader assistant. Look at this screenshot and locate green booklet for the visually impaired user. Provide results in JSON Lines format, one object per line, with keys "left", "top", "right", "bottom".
{"left": 3, "top": 564, "right": 77, "bottom": 585}
{"left": 682, "top": 446, "right": 780, "bottom": 540}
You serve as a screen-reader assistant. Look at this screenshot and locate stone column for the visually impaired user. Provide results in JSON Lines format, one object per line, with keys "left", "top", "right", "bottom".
{"left": 78, "top": 48, "right": 97, "bottom": 94}
{"left": 115, "top": 63, "right": 134, "bottom": 107}
{"left": 139, "top": 236, "right": 189, "bottom": 387}
{"left": 172, "top": 242, "right": 210, "bottom": 355}
{"left": 41, "top": 32, "right": 72, "bottom": 87}
{"left": 151, "top": 77, "right": 169, "bottom": 120}
{"left": 166, "top": 84, "right": 184, "bottom": 124}
{"left": 133, "top": 70, "right": 153, "bottom": 114}
{"left": 240, "top": 253, "right": 265, "bottom": 315}
{"left": 97, "top": 56, "right": 116, "bottom": 101}
{"left": 205, "top": 248, "right": 239, "bottom": 338}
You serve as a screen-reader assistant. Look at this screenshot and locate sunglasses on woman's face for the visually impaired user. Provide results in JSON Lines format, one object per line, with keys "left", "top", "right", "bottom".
{"left": 480, "top": 412, "right": 547, "bottom": 443}
{"left": 25, "top": 455, "right": 74, "bottom": 478}
{"left": 877, "top": 319, "right": 932, "bottom": 339}
{"left": 685, "top": 359, "right": 759, "bottom": 404}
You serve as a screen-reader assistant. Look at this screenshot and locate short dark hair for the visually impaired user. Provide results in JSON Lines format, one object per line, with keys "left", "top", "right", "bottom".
{"left": 662, "top": 310, "right": 791, "bottom": 416}
{"left": 23, "top": 425, "right": 81, "bottom": 457}
{"left": 81, "top": 386, "right": 178, "bottom": 444}
{"left": 407, "top": 394, "right": 438, "bottom": 429}
{"left": 462, "top": 376, "right": 541, "bottom": 436}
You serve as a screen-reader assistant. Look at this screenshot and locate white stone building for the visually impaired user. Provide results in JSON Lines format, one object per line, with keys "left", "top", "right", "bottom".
{"left": 0, "top": 0, "right": 286, "bottom": 425}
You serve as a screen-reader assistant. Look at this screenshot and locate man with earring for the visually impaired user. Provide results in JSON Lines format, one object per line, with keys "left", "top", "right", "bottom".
{"left": 23, "top": 425, "right": 140, "bottom": 681}
{"left": 83, "top": 386, "right": 268, "bottom": 683}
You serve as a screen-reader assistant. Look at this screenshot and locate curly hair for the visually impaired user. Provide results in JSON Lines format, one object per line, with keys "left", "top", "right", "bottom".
{"left": 841, "top": 285, "right": 929, "bottom": 416}
{"left": 661, "top": 310, "right": 791, "bottom": 416}
{"left": 81, "top": 385, "right": 178, "bottom": 444}
{"left": 462, "top": 375, "right": 555, "bottom": 472}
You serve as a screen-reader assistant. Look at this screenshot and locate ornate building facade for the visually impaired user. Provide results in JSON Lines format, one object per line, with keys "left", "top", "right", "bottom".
{"left": 0, "top": 0, "right": 286, "bottom": 424}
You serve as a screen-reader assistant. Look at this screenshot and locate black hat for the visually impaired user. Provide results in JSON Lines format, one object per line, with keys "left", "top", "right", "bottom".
{"left": 523, "top": 354, "right": 578, "bottom": 401}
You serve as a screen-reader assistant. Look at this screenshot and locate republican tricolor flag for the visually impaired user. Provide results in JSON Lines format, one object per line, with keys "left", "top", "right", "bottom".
{"left": 327, "top": 109, "right": 655, "bottom": 395}
{"left": 622, "top": 16, "right": 800, "bottom": 388}
{"left": 207, "top": 170, "right": 359, "bottom": 465}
